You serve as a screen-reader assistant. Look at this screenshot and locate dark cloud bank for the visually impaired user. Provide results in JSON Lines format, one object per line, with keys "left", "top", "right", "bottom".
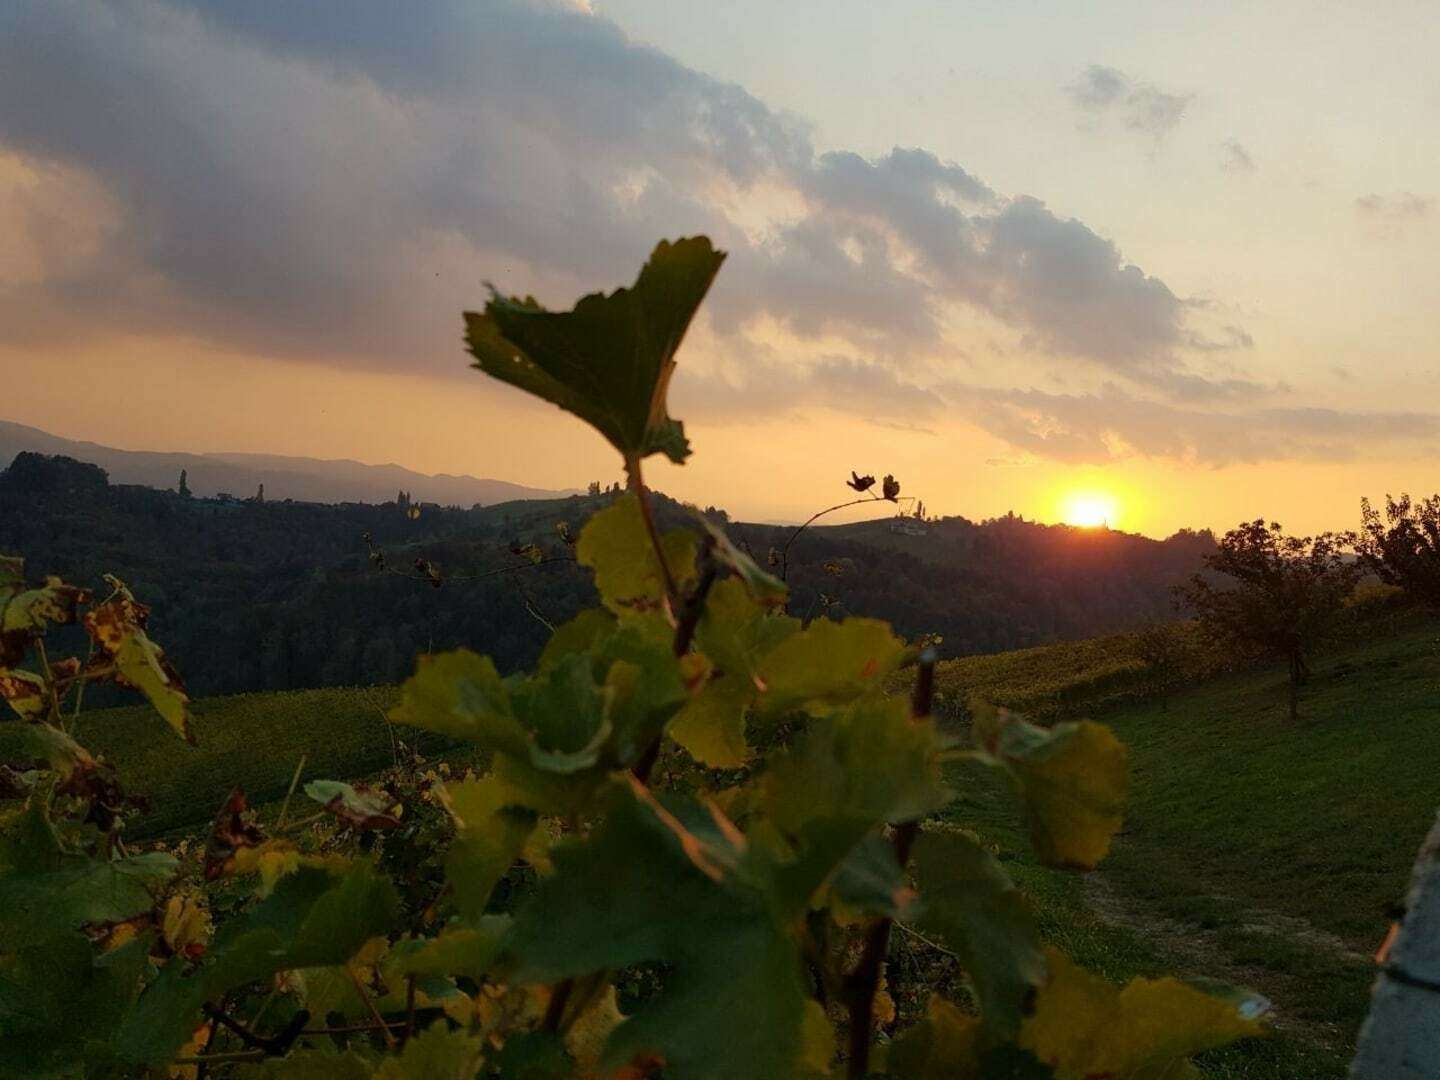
{"left": 0, "top": 0, "right": 1430, "bottom": 466}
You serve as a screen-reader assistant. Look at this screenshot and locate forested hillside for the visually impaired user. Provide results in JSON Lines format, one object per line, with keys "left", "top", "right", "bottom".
{"left": 2, "top": 451, "right": 1213, "bottom": 697}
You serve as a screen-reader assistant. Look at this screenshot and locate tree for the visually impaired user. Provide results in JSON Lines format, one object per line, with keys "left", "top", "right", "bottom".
{"left": 177, "top": 468, "right": 191, "bottom": 498}
{"left": 587, "top": 480, "right": 602, "bottom": 496}
{"left": 1352, "top": 493, "right": 1440, "bottom": 608}
{"left": 1134, "top": 620, "right": 1185, "bottom": 711}
{"left": 1177, "top": 520, "right": 1361, "bottom": 721}
{"left": 255, "top": 482, "right": 265, "bottom": 504}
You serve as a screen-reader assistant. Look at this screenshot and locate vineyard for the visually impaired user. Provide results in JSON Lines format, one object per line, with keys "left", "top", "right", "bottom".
{"left": 0, "top": 239, "right": 1416, "bottom": 1080}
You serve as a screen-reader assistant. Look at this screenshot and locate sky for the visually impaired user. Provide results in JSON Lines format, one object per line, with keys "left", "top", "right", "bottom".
{"left": 3, "top": 0, "right": 1438, "bottom": 535}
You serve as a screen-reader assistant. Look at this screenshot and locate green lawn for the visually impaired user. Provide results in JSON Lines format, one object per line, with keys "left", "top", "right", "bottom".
{"left": 942, "top": 613, "right": 1440, "bottom": 1077}
{"left": 0, "top": 686, "right": 423, "bottom": 837}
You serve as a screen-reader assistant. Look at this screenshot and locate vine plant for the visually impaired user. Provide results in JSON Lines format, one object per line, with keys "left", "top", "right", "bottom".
{"left": 0, "top": 238, "right": 1267, "bottom": 1078}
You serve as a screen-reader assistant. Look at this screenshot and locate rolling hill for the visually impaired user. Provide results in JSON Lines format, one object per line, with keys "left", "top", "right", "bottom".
{"left": 0, "top": 418, "right": 576, "bottom": 505}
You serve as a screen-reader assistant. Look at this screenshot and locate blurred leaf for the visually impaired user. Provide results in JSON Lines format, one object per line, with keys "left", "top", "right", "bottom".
{"left": 884, "top": 996, "right": 982, "bottom": 1077}
{"left": 755, "top": 617, "right": 910, "bottom": 716}
{"left": 465, "top": 237, "right": 725, "bottom": 466}
{"left": 908, "top": 829, "right": 1046, "bottom": 1038}
{"left": 372, "top": 1021, "right": 485, "bottom": 1079}
{"left": 505, "top": 787, "right": 812, "bottom": 1079}
{"left": 439, "top": 776, "right": 539, "bottom": 922}
{"left": 1019, "top": 948, "right": 1265, "bottom": 1078}
{"left": 305, "top": 779, "right": 402, "bottom": 830}
{"left": 390, "top": 649, "right": 528, "bottom": 756}
{"left": 577, "top": 493, "right": 697, "bottom": 618}
{"left": 694, "top": 516, "right": 787, "bottom": 608}
{"left": 0, "top": 668, "right": 48, "bottom": 720}
{"left": 972, "top": 704, "right": 1127, "bottom": 870}
{"left": 668, "top": 679, "right": 750, "bottom": 769}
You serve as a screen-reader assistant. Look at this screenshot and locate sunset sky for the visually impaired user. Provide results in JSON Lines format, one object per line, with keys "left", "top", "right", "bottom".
{"left": 4, "top": 1, "right": 1438, "bottom": 535}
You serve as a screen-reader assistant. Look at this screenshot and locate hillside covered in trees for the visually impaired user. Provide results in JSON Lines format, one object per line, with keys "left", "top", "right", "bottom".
{"left": 1, "top": 451, "right": 1214, "bottom": 697}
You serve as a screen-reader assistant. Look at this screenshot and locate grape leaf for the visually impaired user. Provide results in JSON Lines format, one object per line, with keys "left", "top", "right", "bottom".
{"left": 694, "top": 515, "right": 787, "bottom": 609}
{"left": 908, "top": 828, "right": 1046, "bottom": 1039}
{"left": 0, "top": 668, "right": 47, "bottom": 720}
{"left": 305, "top": 779, "right": 403, "bottom": 830}
{"left": 372, "top": 1021, "right": 486, "bottom": 1079}
{"left": 577, "top": 493, "right": 697, "bottom": 617}
{"left": 537, "top": 609, "right": 616, "bottom": 671}
{"left": 82, "top": 578, "right": 192, "bottom": 743}
{"left": 465, "top": 237, "right": 725, "bottom": 466}
{"left": 971, "top": 703, "right": 1127, "bottom": 870}
{"left": 694, "top": 578, "right": 799, "bottom": 687}
{"left": 754, "top": 617, "right": 910, "bottom": 716}
{"left": 1019, "top": 948, "right": 1265, "bottom": 1078}
{"left": 0, "top": 798, "right": 177, "bottom": 939}
{"left": 440, "top": 776, "right": 539, "bottom": 922}
{"left": 883, "top": 996, "right": 983, "bottom": 1077}
{"left": 390, "top": 649, "right": 529, "bottom": 755}
{"left": 668, "top": 678, "right": 751, "bottom": 769}
{"left": 505, "top": 786, "right": 812, "bottom": 1080}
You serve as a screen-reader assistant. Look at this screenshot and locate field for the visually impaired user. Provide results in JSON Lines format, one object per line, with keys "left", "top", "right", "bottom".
{"left": 945, "top": 612, "right": 1440, "bottom": 1076}
{"left": 10, "top": 611, "right": 1436, "bottom": 1075}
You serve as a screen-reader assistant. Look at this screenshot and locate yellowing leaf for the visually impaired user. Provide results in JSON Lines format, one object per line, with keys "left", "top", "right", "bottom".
{"left": 566, "top": 985, "right": 628, "bottom": 1076}
{"left": 1020, "top": 948, "right": 1266, "bottom": 1078}
{"left": 883, "top": 996, "right": 981, "bottom": 1078}
{"left": 465, "top": 236, "right": 725, "bottom": 466}
{"left": 577, "top": 493, "right": 697, "bottom": 617}
{"left": 973, "top": 703, "right": 1127, "bottom": 869}
{"left": 161, "top": 894, "right": 213, "bottom": 959}
{"left": 0, "top": 668, "right": 48, "bottom": 719}
{"left": 667, "top": 679, "right": 750, "bottom": 769}
{"left": 82, "top": 580, "right": 192, "bottom": 742}
{"left": 230, "top": 840, "right": 304, "bottom": 896}
{"left": 755, "top": 617, "right": 910, "bottom": 716}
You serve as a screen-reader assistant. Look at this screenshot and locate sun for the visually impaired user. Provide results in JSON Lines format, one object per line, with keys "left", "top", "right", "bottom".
{"left": 1060, "top": 491, "right": 1119, "bottom": 528}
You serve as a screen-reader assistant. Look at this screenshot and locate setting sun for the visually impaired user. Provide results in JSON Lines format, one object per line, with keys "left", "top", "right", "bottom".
{"left": 1060, "top": 491, "right": 1119, "bottom": 528}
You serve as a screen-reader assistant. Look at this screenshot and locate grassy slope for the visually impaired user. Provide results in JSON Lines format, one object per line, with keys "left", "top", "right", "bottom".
{"left": 0, "top": 687, "right": 414, "bottom": 837}
{"left": 942, "top": 613, "right": 1440, "bottom": 1077}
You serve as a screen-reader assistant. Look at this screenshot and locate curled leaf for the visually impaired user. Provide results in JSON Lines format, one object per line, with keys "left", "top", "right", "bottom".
{"left": 847, "top": 471, "right": 876, "bottom": 493}
{"left": 882, "top": 474, "right": 901, "bottom": 502}
{"left": 306, "top": 779, "right": 403, "bottom": 830}
{"left": 203, "top": 788, "right": 264, "bottom": 880}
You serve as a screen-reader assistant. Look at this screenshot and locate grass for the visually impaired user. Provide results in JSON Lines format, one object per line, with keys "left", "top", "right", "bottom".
{"left": 0, "top": 686, "right": 434, "bottom": 838}
{"left": 936, "top": 611, "right": 1440, "bottom": 1077}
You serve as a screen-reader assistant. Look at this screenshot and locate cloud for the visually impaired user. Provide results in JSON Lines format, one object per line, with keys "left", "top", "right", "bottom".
{"left": 1355, "top": 192, "right": 1433, "bottom": 220}
{"left": 1219, "top": 139, "right": 1255, "bottom": 173}
{"left": 0, "top": 0, "right": 1246, "bottom": 399}
{"left": 1066, "top": 65, "right": 1192, "bottom": 141}
{"left": 957, "top": 385, "right": 1440, "bottom": 466}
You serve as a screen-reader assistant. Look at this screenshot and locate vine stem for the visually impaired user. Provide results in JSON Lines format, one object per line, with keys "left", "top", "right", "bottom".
{"left": 625, "top": 454, "right": 679, "bottom": 611}
{"left": 779, "top": 493, "right": 914, "bottom": 582}
{"left": 275, "top": 754, "right": 307, "bottom": 830}
{"left": 844, "top": 648, "right": 936, "bottom": 1079}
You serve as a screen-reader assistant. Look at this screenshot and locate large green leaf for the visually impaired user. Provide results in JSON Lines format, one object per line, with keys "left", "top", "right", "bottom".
{"left": 971, "top": 703, "right": 1127, "bottom": 870}
{"left": 441, "top": 776, "right": 539, "bottom": 922}
{"left": 577, "top": 493, "right": 697, "bottom": 617}
{"left": 505, "top": 786, "right": 811, "bottom": 1080}
{"left": 390, "top": 649, "right": 527, "bottom": 754}
{"left": 465, "top": 237, "right": 724, "bottom": 466}
{"left": 908, "top": 829, "right": 1046, "bottom": 1039}
{"left": 0, "top": 798, "right": 177, "bottom": 939}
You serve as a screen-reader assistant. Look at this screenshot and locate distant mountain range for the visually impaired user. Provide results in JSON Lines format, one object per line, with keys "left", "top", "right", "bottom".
{"left": 0, "top": 419, "right": 576, "bottom": 506}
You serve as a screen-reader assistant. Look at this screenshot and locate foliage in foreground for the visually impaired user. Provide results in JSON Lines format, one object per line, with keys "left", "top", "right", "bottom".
{"left": 0, "top": 238, "right": 1266, "bottom": 1077}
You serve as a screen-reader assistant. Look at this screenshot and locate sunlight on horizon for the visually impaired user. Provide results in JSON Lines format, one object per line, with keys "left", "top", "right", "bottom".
{"left": 1060, "top": 490, "right": 1120, "bottom": 529}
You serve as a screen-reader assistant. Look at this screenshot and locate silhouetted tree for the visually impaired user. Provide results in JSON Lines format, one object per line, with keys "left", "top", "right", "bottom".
{"left": 587, "top": 481, "right": 602, "bottom": 497}
{"left": 1351, "top": 494, "right": 1440, "bottom": 608}
{"left": 1177, "top": 520, "right": 1361, "bottom": 721}
{"left": 255, "top": 483, "right": 265, "bottom": 504}
{"left": 178, "top": 469, "right": 191, "bottom": 498}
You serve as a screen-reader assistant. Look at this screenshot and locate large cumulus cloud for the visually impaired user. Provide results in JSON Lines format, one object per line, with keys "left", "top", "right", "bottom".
{"left": 2, "top": 0, "right": 1430, "bottom": 466}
